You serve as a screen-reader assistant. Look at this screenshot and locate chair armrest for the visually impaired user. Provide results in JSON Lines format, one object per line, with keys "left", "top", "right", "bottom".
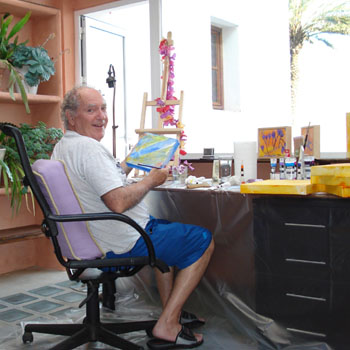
{"left": 66, "top": 256, "right": 169, "bottom": 273}
{"left": 46, "top": 212, "right": 160, "bottom": 268}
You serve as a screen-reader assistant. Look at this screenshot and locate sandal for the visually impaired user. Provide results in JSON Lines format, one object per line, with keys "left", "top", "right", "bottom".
{"left": 146, "top": 310, "right": 205, "bottom": 338}
{"left": 147, "top": 325, "right": 203, "bottom": 349}
{"left": 180, "top": 310, "right": 205, "bottom": 329}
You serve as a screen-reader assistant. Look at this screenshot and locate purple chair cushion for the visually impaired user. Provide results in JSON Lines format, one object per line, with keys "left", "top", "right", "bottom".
{"left": 32, "top": 159, "right": 104, "bottom": 260}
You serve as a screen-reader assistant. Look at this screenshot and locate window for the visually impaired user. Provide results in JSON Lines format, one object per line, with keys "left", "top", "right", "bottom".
{"left": 211, "top": 26, "right": 224, "bottom": 109}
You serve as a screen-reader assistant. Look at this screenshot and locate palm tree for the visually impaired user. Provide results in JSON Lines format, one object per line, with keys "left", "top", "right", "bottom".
{"left": 289, "top": 0, "right": 350, "bottom": 115}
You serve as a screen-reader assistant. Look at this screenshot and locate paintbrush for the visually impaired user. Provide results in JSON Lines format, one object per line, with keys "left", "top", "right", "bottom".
{"left": 303, "top": 122, "right": 311, "bottom": 149}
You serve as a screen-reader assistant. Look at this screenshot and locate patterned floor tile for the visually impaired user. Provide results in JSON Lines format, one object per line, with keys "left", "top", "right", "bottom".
{"left": 0, "top": 293, "right": 37, "bottom": 305}
{"left": 52, "top": 292, "right": 84, "bottom": 303}
{"left": 28, "top": 286, "right": 64, "bottom": 297}
{"left": 0, "top": 309, "right": 32, "bottom": 322}
{"left": 49, "top": 307, "right": 74, "bottom": 318}
{"left": 55, "top": 280, "right": 80, "bottom": 288}
{"left": 24, "top": 300, "right": 63, "bottom": 313}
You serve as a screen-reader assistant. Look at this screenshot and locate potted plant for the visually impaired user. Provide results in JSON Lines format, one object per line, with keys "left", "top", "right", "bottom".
{"left": 0, "top": 121, "right": 63, "bottom": 213}
{"left": 10, "top": 34, "right": 56, "bottom": 94}
{"left": 0, "top": 11, "right": 31, "bottom": 113}
{"left": 0, "top": 146, "right": 6, "bottom": 184}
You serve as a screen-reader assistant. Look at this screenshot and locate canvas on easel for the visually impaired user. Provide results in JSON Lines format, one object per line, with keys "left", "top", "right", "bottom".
{"left": 134, "top": 32, "right": 184, "bottom": 176}
{"left": 346, "top": 113, "right": 350, "bottom": 157}
{"left": 301, "top": 125, "right": 320, "bottom": 159}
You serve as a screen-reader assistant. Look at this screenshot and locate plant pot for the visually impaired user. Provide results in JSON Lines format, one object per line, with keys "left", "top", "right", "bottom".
{"left": 0, "top": 61, "right": 10, "bottom": 92}
{"left": 0, "top": 148, "right": 6, "bottom": 185}
{"left": 14, "top": 66, "right": 39, "bottom": 95}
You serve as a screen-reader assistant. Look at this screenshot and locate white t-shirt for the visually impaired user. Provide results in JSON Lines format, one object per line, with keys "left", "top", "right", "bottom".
{"left": 51, "top": 130, "right": 149, "bottom": 254}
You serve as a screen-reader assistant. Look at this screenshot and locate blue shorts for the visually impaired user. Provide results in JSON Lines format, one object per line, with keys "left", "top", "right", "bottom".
{"left": 105, "top": 217, "right": 212, "bottom": 270}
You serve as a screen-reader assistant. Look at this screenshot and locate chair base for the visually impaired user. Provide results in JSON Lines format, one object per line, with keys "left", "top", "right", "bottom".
{"left": 23, "top": 319, "right": 156, "bottom": 350}
{"left": 22, "top": 280, "right": 155, "bottom": 350}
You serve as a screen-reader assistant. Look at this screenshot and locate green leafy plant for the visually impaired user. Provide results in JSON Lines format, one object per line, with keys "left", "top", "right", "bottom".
{"left": 0, "top": 12, "right": 31, "bottom": 113}
{"left": 0, "top": 12, "right": 30, "bottom": 59}
{"left": 0, "top": 122, "right": 63, "bottom": 213}
{"left": 10, "top": 43, "right": 55, "bottom": 87}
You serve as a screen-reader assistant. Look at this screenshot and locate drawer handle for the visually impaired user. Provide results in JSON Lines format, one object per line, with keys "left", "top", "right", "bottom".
{"left": 284, "top": 222, "right": 326, "bottom": 228}
{"left": 285, "top": 258, "right": 326, "bottom": 265}
{"left": 286, "top": 293, "right": 326, "bottom": 302}
{"left": 286, "top": 328, "right": 326, "bottom": 338}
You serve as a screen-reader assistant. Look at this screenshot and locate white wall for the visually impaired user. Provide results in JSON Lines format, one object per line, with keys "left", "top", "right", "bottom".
{"left": 84, "top": 0, "right": 350, "bottom": 155}
{"left": 162, "top": 0, "right": 291, "bottom": 153}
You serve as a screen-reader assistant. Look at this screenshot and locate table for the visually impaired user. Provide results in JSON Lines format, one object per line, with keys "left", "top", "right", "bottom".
{"left": 144, "top": 184, "right": 348, "bottom": 349}
{"left": 145, "top": 185, "right": 255, "bottom": 308}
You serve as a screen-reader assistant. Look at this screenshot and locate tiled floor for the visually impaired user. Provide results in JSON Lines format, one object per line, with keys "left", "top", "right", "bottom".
{"left": 0, "top": 267, "right": 90, "bottom": 349}
{"left": 0, "top": 267, "right": 257, "bottom": 350}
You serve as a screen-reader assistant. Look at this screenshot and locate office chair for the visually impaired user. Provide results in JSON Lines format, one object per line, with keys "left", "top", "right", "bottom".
{"left": 0, "top": 124, "right": 169, "bottom": 350}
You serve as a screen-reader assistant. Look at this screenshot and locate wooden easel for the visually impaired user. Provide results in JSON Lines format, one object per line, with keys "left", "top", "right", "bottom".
{"left": 135, "top": 32, "right": 184, "bottom": 172}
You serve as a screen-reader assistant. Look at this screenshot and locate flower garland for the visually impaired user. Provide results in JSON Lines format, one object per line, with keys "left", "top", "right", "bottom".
{"left": 156, "top": 38, "right": 187, "bottom": 156}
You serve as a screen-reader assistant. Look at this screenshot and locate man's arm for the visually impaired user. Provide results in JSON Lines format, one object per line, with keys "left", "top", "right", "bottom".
{"left": 102, "top": 167, "right": 169, "bottom": 213}
{"left": 120, "top": 159, "right": 133, "bottom": 176}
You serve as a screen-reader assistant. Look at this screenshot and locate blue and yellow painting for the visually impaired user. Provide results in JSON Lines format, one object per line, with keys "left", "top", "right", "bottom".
{"left": 126, "top": 133, "right": 179, "bottom": 172}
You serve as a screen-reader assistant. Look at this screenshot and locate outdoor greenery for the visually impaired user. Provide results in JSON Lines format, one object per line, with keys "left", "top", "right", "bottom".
{"left": 289, "top": 0, "right": 350, "bottom": 114}
{"left": 0, "top": 11, "right": 31, "bottom": 113}
{"left": 0, "top": 122, "right": 63, "bottom": 213}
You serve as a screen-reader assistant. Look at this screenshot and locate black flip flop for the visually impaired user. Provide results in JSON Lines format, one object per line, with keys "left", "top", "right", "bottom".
{"left": 180, "top": 310, "right": 205, "bottom": 329}
{"left": 147, "top": 325, "right": 203, "bottom": 349}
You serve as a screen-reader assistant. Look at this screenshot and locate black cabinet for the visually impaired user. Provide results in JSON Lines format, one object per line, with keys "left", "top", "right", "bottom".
{"left": 253, "top": 196, "right": 350, "bottom": 348}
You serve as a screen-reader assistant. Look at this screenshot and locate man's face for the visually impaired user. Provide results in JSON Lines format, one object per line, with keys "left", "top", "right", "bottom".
{"left": 67, "top": 88, "right": 108, "bottom": 142}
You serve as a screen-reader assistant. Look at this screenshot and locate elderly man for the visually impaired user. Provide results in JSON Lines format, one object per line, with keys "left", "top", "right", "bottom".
{"left": 51, "top": 86, "right": 214, "bottom": 349}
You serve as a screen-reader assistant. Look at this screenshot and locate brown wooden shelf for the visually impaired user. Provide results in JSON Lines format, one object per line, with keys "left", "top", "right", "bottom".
{"left": 0, "top": 0, "right": 59, "bottom": 17}
{"left": 0, "top": 188, "right": 8, "bottom": 196}
{"left": 0, "top": 92, "right": 61, "bottom": 105}
{"left": 0, "top": 224, "right": 43, "bottom": 243}
{"left": 135, "top": 128, "right": 183, "bottom": 134}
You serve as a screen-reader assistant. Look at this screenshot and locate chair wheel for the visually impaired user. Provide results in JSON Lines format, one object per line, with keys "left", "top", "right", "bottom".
{"left": 22, "top": 332, "right": 33, "bottom": 343}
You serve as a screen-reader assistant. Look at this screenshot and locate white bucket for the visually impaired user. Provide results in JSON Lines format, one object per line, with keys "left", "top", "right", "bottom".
{"left": 14, "top": 66, "right": 39, "bottom": 95}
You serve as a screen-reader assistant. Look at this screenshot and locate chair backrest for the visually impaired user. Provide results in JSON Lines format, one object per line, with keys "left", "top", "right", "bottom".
{"left": 32, "top": 159, "right": 104, "bottom": 260}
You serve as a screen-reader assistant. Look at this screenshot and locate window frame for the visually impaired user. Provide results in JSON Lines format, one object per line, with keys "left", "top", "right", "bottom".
{"left": 211, "top": 25, "right": 224, "bottom": 110}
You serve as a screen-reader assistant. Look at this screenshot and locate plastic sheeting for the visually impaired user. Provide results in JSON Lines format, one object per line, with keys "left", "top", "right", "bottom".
{"left": 12, "top": 185, "right": 343, "bottom": 349}
{"left": 142, "top": 186, "right": 339, "bottom": 350}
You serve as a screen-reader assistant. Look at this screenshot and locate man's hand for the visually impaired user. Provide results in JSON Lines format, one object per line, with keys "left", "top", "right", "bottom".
{"left": 145, "top": 167, "right": 169, "bottom": 188}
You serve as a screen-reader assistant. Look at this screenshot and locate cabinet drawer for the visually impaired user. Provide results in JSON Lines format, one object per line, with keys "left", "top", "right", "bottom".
{"left": 254, "top": 198, "right": 330, "bottom": 276}
{"left": 253, "top": 197, "right": 330, "bottom": 226}
{"left": 271, "top": 224, "right": 329, "bottom": 272}
{"left": 256, "top": 273, "right": 330, "bottom": 334}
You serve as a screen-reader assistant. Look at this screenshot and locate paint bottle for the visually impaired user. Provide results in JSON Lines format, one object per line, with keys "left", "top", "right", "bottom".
{"left": 212, "top": 160, "right": 220, "bottom": 185}
{"left": 285, "top": 157, "right": 296, "bottom": 180}
{"left": 279, "top": 157, "right": 285, "bottom": 179}
{"left": 240, "top": 161, "right": 245, "bottom": 183}
{"left": 270, "top": 158, "right": 277, "bottom": 179}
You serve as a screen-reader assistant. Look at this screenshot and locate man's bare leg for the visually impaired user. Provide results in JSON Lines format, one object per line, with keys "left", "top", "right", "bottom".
{"left": 155, "top": 267, "right": 174, "bottom": 307}
{"left": 152, "top": 238, "right": 214, "bottom": 342}
{"left": 155, "top": 267, "right": 206, "bottom": 324}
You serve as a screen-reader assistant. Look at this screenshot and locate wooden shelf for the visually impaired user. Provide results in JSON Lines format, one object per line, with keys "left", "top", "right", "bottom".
{"left": 135, "top": 128, "right": 183, "bottom": 134}
{"left": 0, "top": 0, "right": 58, "bottom": 17}
{"left": 0, "top": 188, "right": 8, "bottom": 196}
{"left": 0, "top": 92, "right": 61, "bottom": 105}
{"left": 0, "top": 224, "right": 42, "bottom": 243}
